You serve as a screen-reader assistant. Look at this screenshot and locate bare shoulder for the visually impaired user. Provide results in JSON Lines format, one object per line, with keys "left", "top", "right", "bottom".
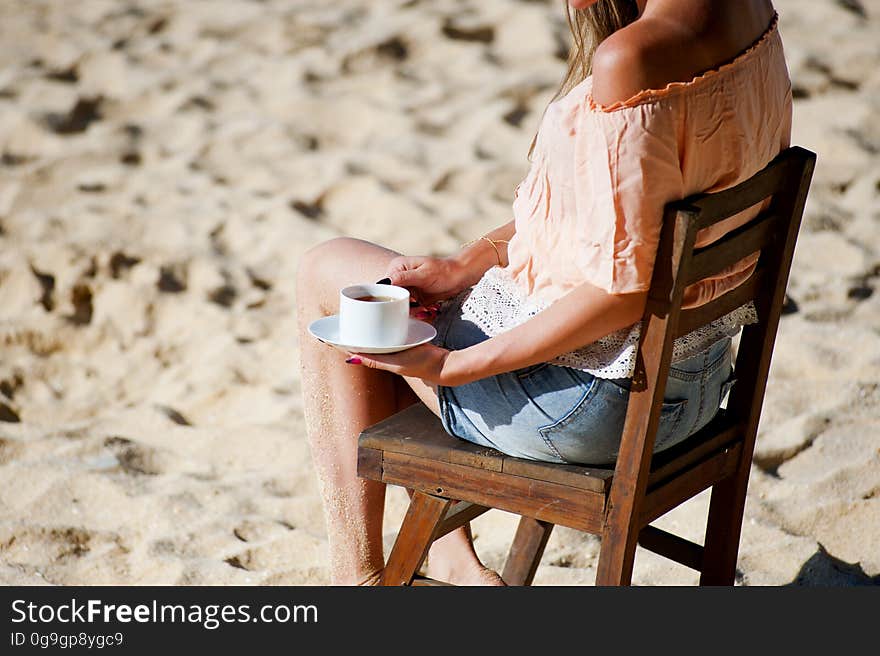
{"left": 590, "top": 17, "right": 697, "bottom": 107}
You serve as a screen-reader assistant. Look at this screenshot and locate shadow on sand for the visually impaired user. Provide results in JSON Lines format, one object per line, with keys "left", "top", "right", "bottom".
{"left": 786, "top": 544, "right": 880, "bottom": 586}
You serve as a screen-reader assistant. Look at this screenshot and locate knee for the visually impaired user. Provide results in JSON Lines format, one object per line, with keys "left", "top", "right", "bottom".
{"left": 296, "top": 237, "right": 354, "bottom": 290}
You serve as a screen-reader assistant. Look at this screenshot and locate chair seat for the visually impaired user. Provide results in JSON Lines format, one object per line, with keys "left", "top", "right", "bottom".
{"left": 358, "top": 402, "right": 744, "bottom": 534}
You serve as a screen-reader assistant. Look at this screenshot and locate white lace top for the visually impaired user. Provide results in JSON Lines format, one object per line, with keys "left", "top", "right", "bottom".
{"left": 459, "top": 265, "right": 757, "bottom": 379}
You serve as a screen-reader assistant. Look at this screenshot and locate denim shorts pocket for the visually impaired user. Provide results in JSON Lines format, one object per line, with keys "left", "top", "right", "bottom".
{"left": 651, "top": 397, "right": 691, "bottom": 452}
{"left": 534, "top": 376, "right": 603, "bottom": 462}
{"left": 536, "top": 377, "right": 689, "bottom": 465}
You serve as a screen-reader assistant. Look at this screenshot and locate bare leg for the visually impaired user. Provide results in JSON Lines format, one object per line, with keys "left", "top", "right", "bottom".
{"left": 394, "top": 383, "right": 504, "bottom": 585}
{"left": 295, "top": 237, "right": 502, "bottom": 585}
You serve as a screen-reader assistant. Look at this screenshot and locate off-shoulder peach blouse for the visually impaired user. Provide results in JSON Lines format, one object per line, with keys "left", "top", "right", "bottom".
{"left": 460, "top": 12, "right": 793, "bottom": 378}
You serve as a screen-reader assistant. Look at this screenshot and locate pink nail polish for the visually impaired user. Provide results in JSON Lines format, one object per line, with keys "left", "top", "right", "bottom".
{"left": 345, "top": 357, "right": 362, "bottom": 365}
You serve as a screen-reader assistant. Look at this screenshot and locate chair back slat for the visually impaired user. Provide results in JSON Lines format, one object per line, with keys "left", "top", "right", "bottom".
{"left": 675, "top": 264, "right": 768, "bottom": 338}
{"left": 675, "top": 149, "right": 802, "bottom": 229}
{"left": 683, "top": 209, "right": 780, "bottom": 287}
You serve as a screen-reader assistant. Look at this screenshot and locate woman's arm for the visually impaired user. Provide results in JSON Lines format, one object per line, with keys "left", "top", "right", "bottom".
{"left": 452, "top": 219, "right": 516, "bottom": 288}
{"left": 381, "top": 219, "right": 516, "bottom": 308}
{"left": 444, "top": 281, "right": 649, "bottom": 384}
{"left": 346, "top": 278, "right": 648, "bottom": 386}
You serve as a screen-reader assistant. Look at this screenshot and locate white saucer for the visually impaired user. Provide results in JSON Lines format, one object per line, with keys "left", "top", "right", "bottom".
{"left": 308, "top": 315, "right": 438, "bottom": 354}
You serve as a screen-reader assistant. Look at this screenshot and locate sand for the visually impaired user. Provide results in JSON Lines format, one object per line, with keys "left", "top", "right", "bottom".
{"left": 0, "top": 0, "right": 878, "bottom": 586}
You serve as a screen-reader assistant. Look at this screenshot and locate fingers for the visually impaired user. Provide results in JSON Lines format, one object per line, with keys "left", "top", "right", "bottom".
{"left": 382, "top": 257, "right": 444, "bottom": 309}
{"left": 409, "top": 300, "right": 440, "bottom": 320}
{"left": 389, "top": 267, "right": 420, "bottom": 289}
{"left": 412, "top": 306, "right": 440, "bottom": 321}
{"left": 345, "top": 354, "right": 375, "bottom": 368}
{"left": 382, "top": 263, "right": 423, "bottom": 305}
{"left": 388, "top": 256, "right": 433, "bottom": 288}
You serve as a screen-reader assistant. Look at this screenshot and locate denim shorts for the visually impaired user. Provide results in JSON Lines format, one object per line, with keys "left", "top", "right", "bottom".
{"left": 430, "top": 289, "right": 738, "bottom": 466}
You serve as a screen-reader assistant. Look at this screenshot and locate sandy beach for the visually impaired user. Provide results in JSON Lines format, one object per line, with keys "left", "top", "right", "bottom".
{"left": 0, "top": 0, "right": 878, "bottom": 585}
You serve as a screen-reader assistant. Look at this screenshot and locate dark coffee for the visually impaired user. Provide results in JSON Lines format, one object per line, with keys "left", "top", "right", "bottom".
{"left": 353, "top": 294, "right": 396, "bottom": 302}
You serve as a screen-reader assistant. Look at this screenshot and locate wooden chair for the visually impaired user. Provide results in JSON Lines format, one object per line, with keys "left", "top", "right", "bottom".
{"left": 357, "top": 146, "right": 816, "bottom": 586}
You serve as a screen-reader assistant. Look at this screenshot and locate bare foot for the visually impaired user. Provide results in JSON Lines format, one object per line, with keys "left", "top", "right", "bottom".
{"left": 353, "top": 565, "right": 506, "bottom": 586}
{"left": 425, "top": 560, "right": 507, "bottom": 586}
{"left": 354, "top": 569, "right": 383, "bottom": 586}
{"left": 470, "top": 567, "right": 507, "bottom": 587}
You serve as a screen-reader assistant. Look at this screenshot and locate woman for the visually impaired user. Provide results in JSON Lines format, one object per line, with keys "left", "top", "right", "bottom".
{"left": 296, "top": 0, "right": 790, "bottom": 585}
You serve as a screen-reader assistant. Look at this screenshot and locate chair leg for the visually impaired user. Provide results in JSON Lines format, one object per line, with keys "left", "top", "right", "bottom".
{"left": 700, "top": 474, "right": 747, "bottom": 585}
{"left": 502, "top": 517, "right": 554, "bottom": 586}
{"left": 597, "top": 461, "right": 647, "bottom": 585}
{"left": 381, "top": 491, "right": 452, "bottom": 586}
{"left": 596, "top": 523, "right": 640, "bottom": 586}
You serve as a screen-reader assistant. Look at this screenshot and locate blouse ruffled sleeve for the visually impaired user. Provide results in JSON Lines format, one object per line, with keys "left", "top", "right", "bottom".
{"left": 571, "top": 97, "right": 684, "bottom": 295}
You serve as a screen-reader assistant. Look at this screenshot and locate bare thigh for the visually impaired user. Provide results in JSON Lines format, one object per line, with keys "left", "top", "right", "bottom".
{"left": 297, "top": 236, "right": 441, "bottom": 417}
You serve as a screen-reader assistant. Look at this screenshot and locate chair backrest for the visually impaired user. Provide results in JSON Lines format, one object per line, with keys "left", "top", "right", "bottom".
{"left": 602, "top": 146, "right": 816, "bottom": 568}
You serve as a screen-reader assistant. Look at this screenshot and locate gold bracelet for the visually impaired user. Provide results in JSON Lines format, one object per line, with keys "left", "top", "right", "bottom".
{"left": 460, "top": 235, "right": 510, "bottom": 267}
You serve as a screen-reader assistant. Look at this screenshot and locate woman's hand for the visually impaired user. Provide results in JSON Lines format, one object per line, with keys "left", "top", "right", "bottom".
{"left": 381, "top": 255, "right": 474, "bottom": 307}
{"left": 345, "top": 344, "right": 471, "bottom": 386}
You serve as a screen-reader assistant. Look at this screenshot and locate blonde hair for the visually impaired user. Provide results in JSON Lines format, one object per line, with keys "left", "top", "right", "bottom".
{"left": 526, "top": 0, "right": 639, "bottom": 161}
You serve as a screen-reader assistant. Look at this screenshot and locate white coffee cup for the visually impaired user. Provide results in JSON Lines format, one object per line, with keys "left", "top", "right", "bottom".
{"left": 339, "top": 283, "right": 410, "bottom": 347}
